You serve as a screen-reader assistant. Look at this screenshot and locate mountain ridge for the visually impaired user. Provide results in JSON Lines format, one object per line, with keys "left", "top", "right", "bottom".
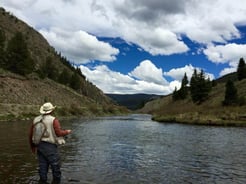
{"left": 106, "top": 93, "right": 162, "bottom": 110}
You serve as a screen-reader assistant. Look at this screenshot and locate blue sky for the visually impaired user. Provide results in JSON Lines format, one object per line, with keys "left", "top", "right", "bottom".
{"left": 1, "top": 0, "right": 246, "bottom": 95}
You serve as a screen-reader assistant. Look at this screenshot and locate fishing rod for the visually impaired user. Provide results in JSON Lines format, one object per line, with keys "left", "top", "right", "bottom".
{"left": 63, "top": 119, "right": 85, "bottom": 140}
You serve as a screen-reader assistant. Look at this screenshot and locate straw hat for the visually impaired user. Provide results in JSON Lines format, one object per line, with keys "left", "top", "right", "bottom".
{"left": 40, "top": 102, "right": 56, "bottom": 114}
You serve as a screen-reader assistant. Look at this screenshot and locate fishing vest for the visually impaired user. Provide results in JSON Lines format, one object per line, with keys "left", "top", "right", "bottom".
{"left": 33, "top": 114, "right": 57, "bottom": 144}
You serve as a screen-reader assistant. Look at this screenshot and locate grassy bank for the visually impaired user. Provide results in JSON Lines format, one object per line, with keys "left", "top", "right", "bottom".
{"left": 152, "top": 113, "right": 246, "bottom": 126}
{"left": 0, "top": 103, "right": 129, "bottom": 121}
{"left": 140, "top": 79, "right": 246, "bottom": 127}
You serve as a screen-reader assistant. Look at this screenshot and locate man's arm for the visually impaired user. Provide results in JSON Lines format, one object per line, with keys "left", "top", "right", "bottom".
{"left": 28, "top": 123, "right": 36, "bottom": 154}
{"left": 53, "top": 118, "right": 71, "bottom": 136}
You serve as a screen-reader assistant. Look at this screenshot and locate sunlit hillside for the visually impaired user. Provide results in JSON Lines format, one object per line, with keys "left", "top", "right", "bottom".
{"left": 139, "top": 74, "right": 246, "bottom": 126}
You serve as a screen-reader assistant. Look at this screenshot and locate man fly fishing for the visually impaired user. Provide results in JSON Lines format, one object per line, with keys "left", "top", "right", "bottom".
{"left": 29, "top": 102, "right": 72, "bottom": 184}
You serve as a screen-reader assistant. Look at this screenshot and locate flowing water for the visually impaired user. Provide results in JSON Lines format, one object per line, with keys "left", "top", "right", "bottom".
{"left": 1, "top": 114, "right": 246, "bottom": 183}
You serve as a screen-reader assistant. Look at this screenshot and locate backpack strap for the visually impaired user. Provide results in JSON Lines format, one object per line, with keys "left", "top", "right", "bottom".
{"left": 34, "top": 116, "right": 48, "bottom": 143}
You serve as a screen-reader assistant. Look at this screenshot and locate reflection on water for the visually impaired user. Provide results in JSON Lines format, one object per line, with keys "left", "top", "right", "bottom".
{"left": 1, "top": 114, "right": 246, "bottom": 183}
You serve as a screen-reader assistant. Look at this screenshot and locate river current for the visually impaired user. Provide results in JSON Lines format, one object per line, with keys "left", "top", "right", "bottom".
{"left": 1, "top": 114, "right": 246, "bottom": 183}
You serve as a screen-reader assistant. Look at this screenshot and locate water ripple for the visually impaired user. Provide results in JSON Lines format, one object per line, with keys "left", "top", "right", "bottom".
{"left": 1, "top": 116, "right": 246, "bottom": 183}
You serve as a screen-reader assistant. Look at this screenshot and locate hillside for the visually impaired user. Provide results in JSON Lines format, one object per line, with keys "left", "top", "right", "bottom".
{"left": 0, "top": 7, "right": 127, "bottom": 120}
{"left": 139, "top": 75, "right": 246, "bottom": 126}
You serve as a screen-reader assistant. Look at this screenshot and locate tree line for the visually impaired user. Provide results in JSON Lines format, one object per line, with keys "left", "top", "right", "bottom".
{"left": 0, "top": 29, "right": 84, "bottom": 91}
{"left": 172, "top": 57, "right": 246, "bottom": 106}
{"left": 223, "top": 57, "right": 246, "bottom": 106}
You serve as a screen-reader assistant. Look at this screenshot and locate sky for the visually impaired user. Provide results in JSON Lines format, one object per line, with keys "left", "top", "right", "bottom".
{"left": 1, "top": 0, "right": 246, "bottom": 95}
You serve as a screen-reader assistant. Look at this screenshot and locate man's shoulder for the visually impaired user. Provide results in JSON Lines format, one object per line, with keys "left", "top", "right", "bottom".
{"left": 33, "top": 115, "right": 43, "bottom": 123}
{"left": 44, "top": 114, "right": 56, "bottom": 122}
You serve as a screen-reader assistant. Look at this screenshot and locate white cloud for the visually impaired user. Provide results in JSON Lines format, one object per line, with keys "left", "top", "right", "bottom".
{"left": 2, "top": 0, "right": 246, "bottom": 94}
{"left": 164, "top": 64, "right": 215, "bottom": 81}
{"left": 80, "top": 62, "right": 216, "bottom": 95}
{"left": 80, "top": 64, "right": 173, "bottom": 95}
{"left": 220, "top": 67, "right": 237, "bottom": 77}
{"left": 164, "top": 64, "right": 195, "bottom": 81}
{"left": 203, "top": 43, "right": 246, "bottom": 64}
{"left": 173, "top": 0, "right": 243, "bottom": 43}
{"left": 40, "top": 28, "right": 119, "bottom": 63}
{"left": 3, "top": 0, "right": 246, "bottom": 57}
{"left": 129, "top": 60, "right": 168, "bottom": 85}
{"left": 203, "top": 43, "right": 246, "bottom": 76}
{"left": 169, "top": 80, "right": 181, "bottom": 91}
{"left": 123, "top": 27, "right": 189, "bottom": 55}
{"left": 3, "top": 0, "right": 34, "bottom": 9}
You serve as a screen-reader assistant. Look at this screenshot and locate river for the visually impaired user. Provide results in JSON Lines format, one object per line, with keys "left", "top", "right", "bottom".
{"left": 1, "top": 114, "right": 246, "bottom": 184}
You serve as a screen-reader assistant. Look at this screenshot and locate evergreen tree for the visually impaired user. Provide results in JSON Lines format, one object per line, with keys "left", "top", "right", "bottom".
{"left": 0, "top": 29, "right": 6, "bottom": 67}
{"left": 172, "top": 87, "right": 178, "bottom": 101}
{"left": 223, "top": 80, "right": 238, "bottom": 106}
{"left": 38, "top": 56, "right": 58, "bottom": 80}
{"left": 45, "top": 56, "right": 58, "bottom": 81}
{"left": 70, "top": 72, "right": 81, "bottom": 90}
{"left": 58, "top": 68, "right": 70, "bottom": 85}
{"left": 190, "top": 69, "right": 212, "bottom": 104}
{"left": 237, "top": 57, "right": 246, "bottom": 81}
{"left": 172, "top": 73, "right": 189, "bottom": 101}
{"left": 6, "top": 32, "right": 34, "bottom": 75}
{"left": 76, "top": 67, "right": 86, "bottom": 79}
{"left": 182, "top": 72, "right": 188, "bottom": 87}
{"left": 190, "top": 69, "right": 198, "bottom": 102}
{"left": 180, "top": 72, "right": 189, "bottom": 99}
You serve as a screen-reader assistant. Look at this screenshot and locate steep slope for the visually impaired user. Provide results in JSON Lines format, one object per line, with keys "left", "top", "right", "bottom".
{"left": 0, "top": 7, "right": 127, "bottom": 120}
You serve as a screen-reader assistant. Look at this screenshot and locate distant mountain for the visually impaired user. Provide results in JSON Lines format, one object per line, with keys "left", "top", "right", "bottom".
{"left": 0, "top": 7, "right": 127, "bottom": 120}
{"left": 106, "top": 93, "right": 163, "bottom": 110}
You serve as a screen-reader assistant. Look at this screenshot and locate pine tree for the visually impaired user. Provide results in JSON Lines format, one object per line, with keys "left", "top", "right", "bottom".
{"left": 180, "top": 72, "right": 189, "bottom": 99}
{"left": 45, "top": 56, "right": 58, "bottom": 81}
{"left": 190, "top": 69, "right": 199, "bottom": 102}
{"left": 190, "top": 69, "right": 212, "bottom": 104}
{"left": 172, "top": 73, "right": 189, "bottom": 101}
{"left": 70, "top": 72, "right": 81, "bottom": 90}
{"left": 172, "top": 87, "right": 178, "bottom": 101}
{"left": 58, "top": 69, "right": 70, "bottom": 85}
{"left": 237, "top": 57, "right": 246, "bottom": 81}
{"left": 38, "top": 56, "right": 58, "bottom": 80}
{"left": 223, "top": 80, "right": 238, "bottom": 106}
{"left": 0, "top": 29, "right": 6, "bottom": 67}
{"left": 6, "top": 32, "right": 34, "bottom": 75}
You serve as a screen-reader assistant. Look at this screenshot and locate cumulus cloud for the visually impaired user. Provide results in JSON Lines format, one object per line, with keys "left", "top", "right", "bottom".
{"left": 123, "top": 27, "right": 189, "bottom": 55}
{"left": 164, "top": 64, "right": 195, "bottom": 81}
{"left": 203, "top": 43, "right": 246, "bottom": 64}
{"left": 3, "top": 0, "right": 246, "bottom": 57}
{"left": 129, "top": 60, "right": 168, "bottom": 85}
{"left": 79, "top": 60, "right": 215, "bottom": 95}
{"left": 40, "top": 28, "right": 119, "bottom": 63}
{"left": 203, "top": 43, "right": 246, "bottom": 76}
{"left": 220, "top": 67, "right": 237, "bottom": 77}
{"left": 114, "top": 0, "right": 187, "bottom": 23}
{"left": 169, "top": 80, "right": 181, "bottom": 91}
{"left": 2, "top": 0, "right": 246, "bottom": 93}
{"left": 173, "top": 0, "right": 243, "bottom": 43}
{"left": 164, "top": 64, "right": 215, "bottom": 81}
{"left": 80, "top": 63, "right": 173, "bottom": 95}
